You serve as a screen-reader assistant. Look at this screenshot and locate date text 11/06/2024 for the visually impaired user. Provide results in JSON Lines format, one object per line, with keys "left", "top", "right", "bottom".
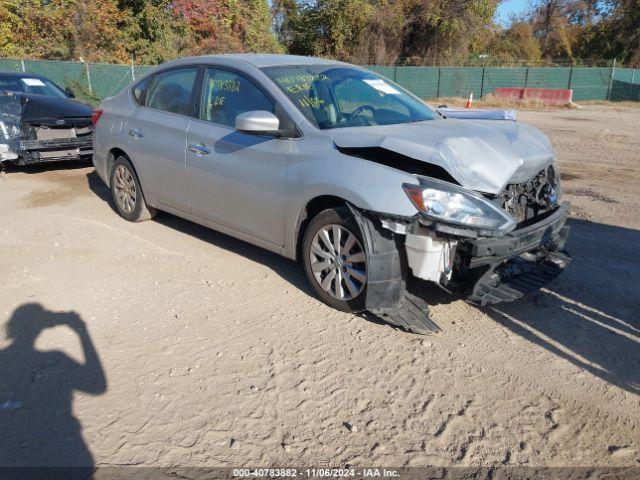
{"left": 232, "top": 468, "right": 400, "bottom": 478}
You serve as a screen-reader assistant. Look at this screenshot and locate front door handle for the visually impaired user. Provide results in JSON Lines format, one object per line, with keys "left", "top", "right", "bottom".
{"left": 128, "top": 128, "right": 144, "bottom": 138}
{"left": 188, "top": 143, "right": 210, "bottom": 155}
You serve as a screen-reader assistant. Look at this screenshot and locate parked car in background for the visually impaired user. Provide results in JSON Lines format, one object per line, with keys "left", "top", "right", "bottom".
{"left": 92, "top": 54, "right": 571, "bottom": 334}
{"left": 0, "top": 71, "right": 93, "bottom": 165}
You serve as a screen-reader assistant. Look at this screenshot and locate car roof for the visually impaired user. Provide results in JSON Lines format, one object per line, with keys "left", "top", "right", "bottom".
{"left": 164, "top": 54, "right": 350, "bottom": 69}
{"left": 0, "top": 70, "right": 46, "bottom": 78}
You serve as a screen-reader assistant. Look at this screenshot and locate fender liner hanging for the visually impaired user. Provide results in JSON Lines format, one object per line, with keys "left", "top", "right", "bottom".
{"left": 347, "top": 204, "right": 440, "bottom": 334}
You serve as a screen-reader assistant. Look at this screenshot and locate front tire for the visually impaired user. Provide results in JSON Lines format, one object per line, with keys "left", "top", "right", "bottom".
{"left": 302, "top": 206, "right": 368, "bottom": 312}
{"left": 110, "top": 156, "right": 156, "bottom": 222}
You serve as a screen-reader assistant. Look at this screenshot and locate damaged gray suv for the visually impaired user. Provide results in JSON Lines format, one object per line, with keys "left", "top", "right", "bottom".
{"left": 93, "top": 54, "right": 570, "bottom": 334}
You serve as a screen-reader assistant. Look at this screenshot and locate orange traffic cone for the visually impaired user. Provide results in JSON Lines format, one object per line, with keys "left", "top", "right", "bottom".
{"left": 465, "top": 93, "right": 473, "bottom": 108}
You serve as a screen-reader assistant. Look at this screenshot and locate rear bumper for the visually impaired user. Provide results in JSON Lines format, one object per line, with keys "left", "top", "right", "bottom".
{"left": 20, "top": 137, "right": 93, "bottom": 151}
{"left": 457, "top": 202, "right": 571, "bottom": 305}
{"left": 2, "top": 137, "right": 93, "bottom": 165}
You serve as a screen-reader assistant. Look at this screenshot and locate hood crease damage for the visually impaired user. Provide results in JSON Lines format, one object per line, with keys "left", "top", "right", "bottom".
{"left": 331, "top": 118, "right": 556, "bottom": 194}
{"left": 335, "top": 145, "right": 459, "bottom": 184}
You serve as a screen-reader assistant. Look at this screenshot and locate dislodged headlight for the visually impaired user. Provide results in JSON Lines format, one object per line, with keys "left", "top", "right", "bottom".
{"left": 403, "top": 178, "right": 516, "bottom": 233}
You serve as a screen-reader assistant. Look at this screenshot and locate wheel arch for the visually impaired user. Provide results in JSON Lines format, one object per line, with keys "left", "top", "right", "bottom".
{"left": 106, "top": 147, "right": 131, "bottom": 187}
{"left": 295, "top": 194, "right": 412, "bottom": 317}
{"left": 293, "top": 195, "right": 351, "bottom": 262}
{"left": 106, "top": 147, "right": 156, "bottom": 209}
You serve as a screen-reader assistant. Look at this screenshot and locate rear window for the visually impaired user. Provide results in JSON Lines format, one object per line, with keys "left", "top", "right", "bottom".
{"left": 131, "top": 76, "right": 153, "bottom": 106}
{"left": 0, "top": 75, "right": 67, "bottom": 98}
{"left": 144, "top": 68, "right": 198, "bottom": 116}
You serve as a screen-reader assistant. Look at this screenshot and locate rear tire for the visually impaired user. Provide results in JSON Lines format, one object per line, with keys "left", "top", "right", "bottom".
{"left": 302, "top": 206, "right": 367, "bottom": 313}
{"left": 110, "top": 156, "right": 156, "bottom": 222}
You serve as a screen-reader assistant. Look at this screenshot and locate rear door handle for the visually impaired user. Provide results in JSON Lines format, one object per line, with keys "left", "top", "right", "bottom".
{"left": 188, "top": 143, "right": 210, "bottom": 155}
{"left": 128, "top": 128, "right": 144, "bottom": 138}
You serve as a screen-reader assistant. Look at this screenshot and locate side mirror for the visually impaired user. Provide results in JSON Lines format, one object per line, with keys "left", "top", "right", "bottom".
{"left": 65, "top": 87, "right": 75, "bottom": 98}
{"left": 235, "top": 110, "right": 279, "bottom": 135}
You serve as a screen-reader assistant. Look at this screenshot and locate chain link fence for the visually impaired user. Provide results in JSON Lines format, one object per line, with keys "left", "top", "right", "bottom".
{"left": 1, "top": 58, "right": 638, "bottom": 103}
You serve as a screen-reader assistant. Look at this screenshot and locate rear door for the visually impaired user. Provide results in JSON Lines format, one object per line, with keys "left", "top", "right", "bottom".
{"left": 126, "top": 67, "right": 198, "bottom": 212}
{"left": 185, "top": 66, "right": 291, "bottom": 247}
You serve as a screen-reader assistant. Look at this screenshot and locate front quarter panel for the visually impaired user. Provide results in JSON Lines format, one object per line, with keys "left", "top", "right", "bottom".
{"left": 284, "top": 133, "right": 420, "bottom": 258}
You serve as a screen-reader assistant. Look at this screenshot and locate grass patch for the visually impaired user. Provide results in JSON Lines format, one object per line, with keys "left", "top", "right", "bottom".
{"left": 425, "top": 94, "right": 575, "bottom": 110}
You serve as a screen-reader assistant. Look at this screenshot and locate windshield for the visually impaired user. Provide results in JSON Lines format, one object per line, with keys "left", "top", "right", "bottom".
{"left": 263, "top": 65, "right": 437, "bottom": 130}
{"left": 0, "top": 75, "right": 68, "bottom": 98}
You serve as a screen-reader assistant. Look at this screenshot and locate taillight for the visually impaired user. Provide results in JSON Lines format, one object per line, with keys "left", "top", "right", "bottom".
{"left": 92, "top": 109, "right": 104, "bottom": 126}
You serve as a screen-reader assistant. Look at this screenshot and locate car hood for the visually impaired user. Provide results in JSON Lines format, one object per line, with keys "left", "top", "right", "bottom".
{"left": 330, "top": 119, "right": 555, "bottom": 194}
{"left": 17, "top": 93, "right": 92, "bottom": 125}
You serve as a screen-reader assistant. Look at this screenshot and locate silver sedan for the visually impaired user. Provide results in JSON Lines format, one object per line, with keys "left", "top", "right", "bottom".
{"left": 93, "top": 54, "right": 570, "bottom": 334}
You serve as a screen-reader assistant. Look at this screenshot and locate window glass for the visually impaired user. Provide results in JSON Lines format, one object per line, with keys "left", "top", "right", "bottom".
{"left": 132, "top": 75, "right": 153, "bottom": 106}
{"left": 200, "top": 68, "right": 274, "bottom": 127}
{"left": 333, "top": 78, "right": 410, "bottom": 118}
{"left": 145, "top": 68, "right": 197, "bottom": 116}
{"left": 263, "top": 65, "right": 436, "bottom": 129}
{"left": 0, "top": 75, "right": 67, "bottom": 98}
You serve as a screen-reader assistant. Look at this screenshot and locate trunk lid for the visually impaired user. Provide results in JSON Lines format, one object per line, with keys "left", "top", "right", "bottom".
{"left": 18, "top": 93, "right": 92, "bottom": 126}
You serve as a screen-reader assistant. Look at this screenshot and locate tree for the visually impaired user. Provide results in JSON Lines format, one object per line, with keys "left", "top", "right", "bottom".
{"left": 533, "top": 0, "right": 561, "bottom": 54}
{"left": 397, "top": 0, "right": 500, "bottom": 64}
{"left": 486, "top": 21, "right": 542, "bottom": 65}
{"left": 0, "top": 0, "right": 635, "bottom": 67}
{"left": 277, "top": 0, "right": 501, "bottom": 65}
{"left": 307, "top": 0, "right": 373, "bottom": 59}
{"left": 0, "top": 1, "right": 23, "bottom": 58}
{"left": 0, "top": 0, "right": 76, "bottom": 60}
{"left": 120, "top": 0, "right": 190, "bottom": 64}
{"left": 353, "top": 0, "right": 406, "bottom": 65}
{"left": 0, "top": 0, "right": 129, "bottom": 63}
{"left": 528, "top": 0, "right": 601, "bottom": 63}
{"left": 242, "top": 0, "right": 283, "bottom": 52}
{"left": 74, "top": 0, "right": 129, "bottom": 63}
{"left": 172, "top": 0, "right": 281, "bottom": 54}
{"left": 582, "top": 0, "right": 640, "bottom": 66}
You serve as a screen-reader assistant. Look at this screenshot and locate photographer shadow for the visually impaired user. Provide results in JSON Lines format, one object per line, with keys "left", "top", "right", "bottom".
{"left": 0, "top": 303, "right": 106, "bottom": 472}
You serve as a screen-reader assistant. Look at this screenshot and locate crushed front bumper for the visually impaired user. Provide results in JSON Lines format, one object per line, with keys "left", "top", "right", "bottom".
{"left": 355, "top": 202, "right": 571, "bottom": 333}
{"left": 456, "top": 202, "right": 571, "bottom": 306}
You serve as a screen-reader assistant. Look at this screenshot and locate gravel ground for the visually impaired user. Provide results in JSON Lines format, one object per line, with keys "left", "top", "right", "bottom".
{"left": 0, "top": 104, "right": 638, "bottom": 468}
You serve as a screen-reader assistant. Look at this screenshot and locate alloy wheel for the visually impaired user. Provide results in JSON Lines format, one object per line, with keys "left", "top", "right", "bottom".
{"left": 309, "top": 224, "right": 367, "bottom": 300}
{"left": 113, "top": 165, "right": 137, "bottom": 214}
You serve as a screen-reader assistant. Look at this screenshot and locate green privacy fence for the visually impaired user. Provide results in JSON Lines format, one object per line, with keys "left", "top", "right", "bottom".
{"left": 1, "top": 58, "right": 639, "bottom": 103}
{"left": 367, "top": 65, "right": 640, "bottom": 102}
{"left": 0, "top": 58, "right": 153, "bottom": 102}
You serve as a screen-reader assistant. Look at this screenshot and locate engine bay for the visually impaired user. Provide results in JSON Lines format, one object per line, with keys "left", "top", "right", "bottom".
{"left": 495, "top": 165, "right": 561, "bottom": 225}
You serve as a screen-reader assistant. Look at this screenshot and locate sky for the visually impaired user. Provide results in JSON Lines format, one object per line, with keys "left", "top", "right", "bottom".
{"left": 496, "top": 0, "right": 530, "bottom": 25}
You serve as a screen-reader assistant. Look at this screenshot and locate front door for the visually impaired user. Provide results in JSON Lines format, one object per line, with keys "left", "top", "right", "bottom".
{"left": 186, "top": 67, "right": 290, "bottom": 247}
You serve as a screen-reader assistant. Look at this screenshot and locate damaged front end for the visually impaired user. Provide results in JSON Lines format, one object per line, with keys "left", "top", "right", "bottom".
{"left": 1, "top": 92, "right": 92, "bottom": 166}
{"left": 456, "top": 166, "right": 570, "bottom": 305}
{"left": 456, "top": 203, "right": 570, "bottom": 305}
{"left": 377, "top": 165, "right": 571, "bottom": 307}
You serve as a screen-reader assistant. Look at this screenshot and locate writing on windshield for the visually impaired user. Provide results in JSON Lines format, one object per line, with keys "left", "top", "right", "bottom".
{"left": 263, "top": 65, "right": 436, "bottom": 129}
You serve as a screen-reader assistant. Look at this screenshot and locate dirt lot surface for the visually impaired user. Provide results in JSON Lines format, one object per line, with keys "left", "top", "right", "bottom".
{"left": 1, "top": 104, "right": 639, "bottom": 468}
